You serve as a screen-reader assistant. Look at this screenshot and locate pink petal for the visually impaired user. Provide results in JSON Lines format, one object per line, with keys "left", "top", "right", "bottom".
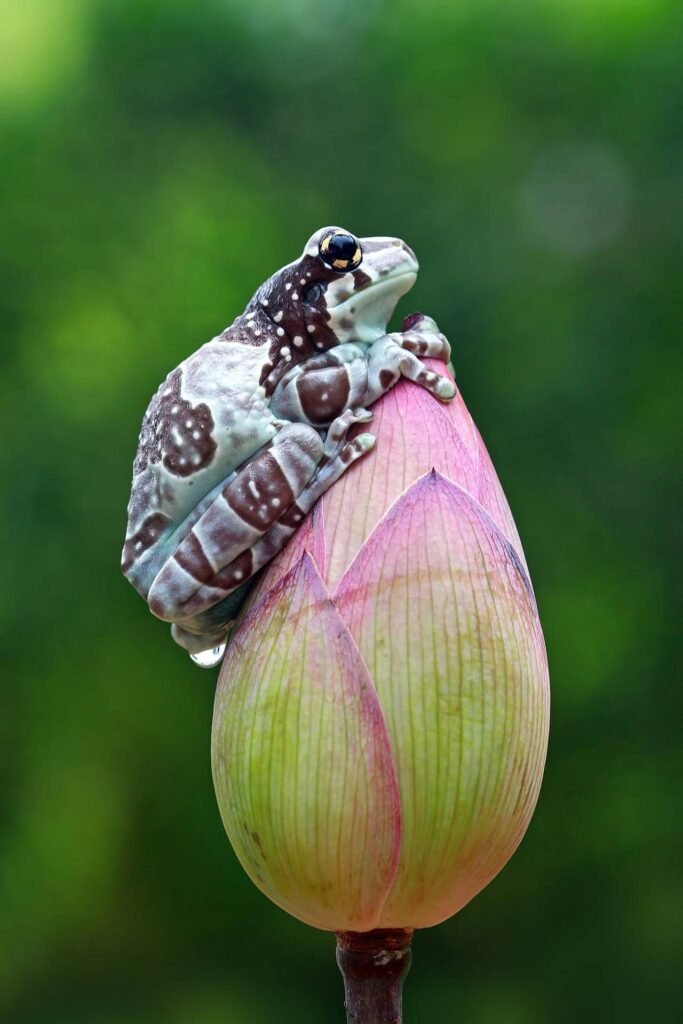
{"left": 471, "top": 419, "right": 529, "bottom": 575}
{"left": 212, "top": 552, "right": 401, "bottom": 931}
{"left": 334, "top": 471, "right": 549, "bottom": 928}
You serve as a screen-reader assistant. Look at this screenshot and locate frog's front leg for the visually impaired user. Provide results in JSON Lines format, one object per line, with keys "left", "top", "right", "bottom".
{"left": 270, "top": 343, "right": 370, "bottom": 427}
{"left": 271, "top": 322, "right": 455, "bottom": 431}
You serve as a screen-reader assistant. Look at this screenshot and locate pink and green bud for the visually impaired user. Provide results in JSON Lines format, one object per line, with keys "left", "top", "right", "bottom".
{"left": 211, "top": 350, "right": 549, "bottom": 932}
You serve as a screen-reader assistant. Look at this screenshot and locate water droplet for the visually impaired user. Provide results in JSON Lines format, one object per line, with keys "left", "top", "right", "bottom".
{"left": 190, "top": 643, "right": 226, "bottom": 669}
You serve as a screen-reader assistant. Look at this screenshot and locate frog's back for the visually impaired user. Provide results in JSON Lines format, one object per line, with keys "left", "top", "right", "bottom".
{"left": 122, "top": 334, "right": 276, "bottom": 594}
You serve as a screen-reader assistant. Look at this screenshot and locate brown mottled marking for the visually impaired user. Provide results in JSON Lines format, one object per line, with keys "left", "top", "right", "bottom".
{"left": 297, "top": 368, "right": 350, "bottom": 425}
{"left": 223, "top": 450, "right": 295, "bottom": 531}
{"left": 134, "top": 368, "right": 217, "bottom": 479}
{"left": 220, "top": 320, "right": 270, "bottom": 347}
{"left": 379, "top": 368, "right": 397, "bottom": 391}
{"left": 174, "top": 531, "right": 215, "bottom": 583}
{"left": 400, "top": 336, "right": 427, "bottom": 355}
{"left": 121, "top": 512, "right": 171, "bottom": 572}
{"left": 352, "top": 269, "right": 371, "bottom": 290}
{"left": 212, "top": 547, "right": 254, "bottom": 590}
{"left": 341, "top": 438, "right": 367, "bottom": 464}
{"left": 279, "top": 503, "right": 305, "bottom": 528}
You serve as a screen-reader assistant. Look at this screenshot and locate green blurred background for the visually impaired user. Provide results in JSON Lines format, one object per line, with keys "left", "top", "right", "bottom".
{"left": 1, "top": 0, "right": 680, "bottom": 1020}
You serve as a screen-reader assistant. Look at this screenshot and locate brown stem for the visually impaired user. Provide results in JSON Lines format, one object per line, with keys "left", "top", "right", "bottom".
{"left": 335, "top": 929, "right": 414, "bottom": 1024}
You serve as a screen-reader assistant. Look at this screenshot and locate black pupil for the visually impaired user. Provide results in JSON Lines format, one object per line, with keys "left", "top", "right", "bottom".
{"left": 326, "top": 233, "right": 358, "bottom": 263}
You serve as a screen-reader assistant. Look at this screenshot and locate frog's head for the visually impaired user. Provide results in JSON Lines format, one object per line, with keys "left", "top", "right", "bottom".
{"left": 248, "top": 226, "right": 419, "bottom": 354}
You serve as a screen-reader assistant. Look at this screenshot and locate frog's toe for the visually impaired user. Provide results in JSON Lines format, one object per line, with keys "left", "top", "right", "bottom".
{"left": 171, "top": 621, "right": 229, "bottom": 657}
{"left": 339, "top": 406, "right": 371, "bottom": 425}
{"left": 398, "top": 327, "right": 451, "bottom": 362}
{"left": 326, "top": 407, "right": 371, "bottom": 450}
{"left": 434, "top": 376, "right": 457, "bottom": 401}
{"left": 341, "top": 431, "right": 376, "bottom": 464}
{"left": 352, "top": 407, "right": 374, "bottom": 423}
{"left": 402, "top": 312, "right": 441, "bottom": 334}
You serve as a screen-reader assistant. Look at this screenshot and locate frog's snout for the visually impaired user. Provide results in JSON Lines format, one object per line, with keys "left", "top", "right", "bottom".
{"left": 398, "top": 240, "right": 418, "bottom": 265}
{"left": 362, "top": 236, "right": 419, "bottom": 282}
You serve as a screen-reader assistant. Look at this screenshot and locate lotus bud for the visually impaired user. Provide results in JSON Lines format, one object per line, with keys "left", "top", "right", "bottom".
{"left": 211, "top": 317, "right": 549, "bottom": 941}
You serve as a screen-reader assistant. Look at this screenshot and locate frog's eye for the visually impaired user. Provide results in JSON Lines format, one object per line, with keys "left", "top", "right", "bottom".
{"left": 319, "top": 231, "right": 362, "bottom": 272}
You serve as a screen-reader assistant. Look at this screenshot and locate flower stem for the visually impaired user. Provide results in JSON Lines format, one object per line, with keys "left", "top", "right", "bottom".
{"left": 335, "top": 929, "right": 414, "bottom": 1023}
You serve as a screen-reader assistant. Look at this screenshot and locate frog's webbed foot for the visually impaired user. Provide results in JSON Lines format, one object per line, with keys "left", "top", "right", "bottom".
{"left": 362, "top": 319, "right": 456, "bottom": 404}
{"left": 394, "top": 313, "right": 452, "bottom": 363}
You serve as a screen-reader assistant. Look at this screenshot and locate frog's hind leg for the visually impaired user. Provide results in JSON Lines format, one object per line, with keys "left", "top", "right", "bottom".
{"left": 147, "top": 423, "right": 323, "bottom": 624}
{"left": 161, "top": 409, "right": 375, "bottom": 651}
{"left": 187, "top": 410, "right": 375, "bottom": 611}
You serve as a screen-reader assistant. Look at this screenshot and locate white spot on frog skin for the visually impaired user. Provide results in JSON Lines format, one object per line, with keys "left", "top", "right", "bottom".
{"left": 285, "top": 283, "right": 292, "bottom": 290}
{"left": 293, "top": 336, "right": 304, "bottom": 347}
{"left": 274, "top": 311, "right": 283, "bottom": 323}
{"left": 192, "top": 430, "right": 201, "bottom": 440}
{"left": 321, "top": 392, "right": 329, "bottom": 401}
{"left": 253, "top": 328, "right": 261, "bottom": 336}
{"left": 277, "top": 327, "right": 285, "bottom": 336}
{"left": 233, "top": 569, "right": 244, "bottom": 580}
{"left": 246, "top": 311, "right": 256, "bottom": 320}
{"left": 281, "top": 347, "right": 290, "bottom": 358}
{"left": 300, "top": 278, "right": 306, "bottom": 285}
{"left": 185, "top": 419, "right": 193, "bottom": 428}
{"left": 172, "top": 405, "right": 180, "bottom": 414}
{"left": 171, "top": 426, "right": 183, "bottom": 446}
{"left": 271, "top": 497, "right": 281, "bottom": 508}
{"left": 292, "top": 291, "right": 299, "bottom": 300}
{"left": 248, "top": 479, "right": 260, "bottom": 500}
{"left": 315, "top": 340, "right": 324, "bottom": 348}
{"left": 306, "top": 324, "right": 316, "bottom": 333}
{"left": 262, "top": 298, "right": 269, "bottom": 306}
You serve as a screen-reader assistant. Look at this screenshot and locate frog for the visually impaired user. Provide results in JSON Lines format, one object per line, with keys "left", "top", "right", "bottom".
{"left": 121, "top": 226, "right": 456, "bottom": 659}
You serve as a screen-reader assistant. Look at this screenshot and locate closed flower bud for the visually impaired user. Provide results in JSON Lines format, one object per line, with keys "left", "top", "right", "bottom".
{"left": 212, "top": 340, "right": 549, "bottom": 932}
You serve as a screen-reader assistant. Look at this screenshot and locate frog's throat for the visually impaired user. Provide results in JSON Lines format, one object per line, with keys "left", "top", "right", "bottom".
{"left": 327, "top": 269, "right": 417, "bottom": 311}
{"left": 328, "top": 268, "right": 418, "bottom": 340}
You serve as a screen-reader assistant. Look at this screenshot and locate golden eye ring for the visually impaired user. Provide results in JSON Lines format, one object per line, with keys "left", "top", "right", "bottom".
{"left": 319, "top": 230, "right": 362, "bottom": 272}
